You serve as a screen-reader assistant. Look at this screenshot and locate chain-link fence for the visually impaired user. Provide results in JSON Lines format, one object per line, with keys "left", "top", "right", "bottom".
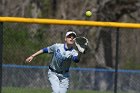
{"left": 2, "top": 64, "right": 140, "bottom": 93}
{"left": 1, "top": 22, "right": 140, "bottom": 93}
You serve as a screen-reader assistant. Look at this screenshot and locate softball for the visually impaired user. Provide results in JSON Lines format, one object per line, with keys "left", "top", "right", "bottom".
{"left": 85, "top": 11, "right": 92, "bottom": 17}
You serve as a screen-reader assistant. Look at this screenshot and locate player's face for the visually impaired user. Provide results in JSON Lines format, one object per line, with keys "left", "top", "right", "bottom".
{"left": 65, "top": 34, "right": 76, "bottom": 45}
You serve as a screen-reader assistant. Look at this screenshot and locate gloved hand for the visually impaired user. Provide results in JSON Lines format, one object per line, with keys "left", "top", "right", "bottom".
{"left": 75, "top": 37, "right": 88, "bottom": 53}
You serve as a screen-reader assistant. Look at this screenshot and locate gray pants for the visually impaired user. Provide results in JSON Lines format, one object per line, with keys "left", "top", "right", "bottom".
{"left": 48, "top": 69, "right": 69, "bottom": 93}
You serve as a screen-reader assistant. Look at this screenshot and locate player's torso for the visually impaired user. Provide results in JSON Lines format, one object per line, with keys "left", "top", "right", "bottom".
{"left": 50, "top": 44, "right": 74, "bottom": 71}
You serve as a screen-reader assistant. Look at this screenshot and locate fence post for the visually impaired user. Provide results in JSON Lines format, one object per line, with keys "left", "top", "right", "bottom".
{"left": 0, "top": 22, "right": 3, "bottom": 93}
{"left": 114, "top": 28, "right": 119, "bottom": 93}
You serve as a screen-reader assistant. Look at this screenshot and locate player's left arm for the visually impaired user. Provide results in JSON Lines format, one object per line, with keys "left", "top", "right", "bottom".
{"left": 72, "top": 51, "right": 83, "bottom": 63}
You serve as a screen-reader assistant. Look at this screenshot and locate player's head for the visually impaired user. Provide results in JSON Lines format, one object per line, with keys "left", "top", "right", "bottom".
{"left": 65, "top": 31, "right": 76, "bottom": 45}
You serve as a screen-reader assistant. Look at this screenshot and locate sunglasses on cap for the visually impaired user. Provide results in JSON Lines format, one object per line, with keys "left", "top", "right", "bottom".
{"left": 66, "top": 34, "right": 76, "bottom": 38}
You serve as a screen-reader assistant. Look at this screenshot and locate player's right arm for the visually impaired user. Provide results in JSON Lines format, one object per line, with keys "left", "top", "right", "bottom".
{"left": 25, "top": 44, "right": 56, "bottom": 63}
{"left": 25, "top": 49, "right": 44, "bottom": 63}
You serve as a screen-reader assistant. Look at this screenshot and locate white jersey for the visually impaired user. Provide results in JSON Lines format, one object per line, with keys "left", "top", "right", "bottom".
{"left": 42, "top": 43, "right": 79, "bottom": 72}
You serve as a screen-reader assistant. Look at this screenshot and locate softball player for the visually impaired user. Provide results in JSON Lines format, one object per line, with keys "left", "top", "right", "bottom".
{"left": 26, "top": 31, "right": 83, "bottom": 93}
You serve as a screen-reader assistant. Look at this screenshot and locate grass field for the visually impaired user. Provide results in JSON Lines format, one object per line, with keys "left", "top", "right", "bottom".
{"left": 2, "top": 87, "right": 128, "bottom": 93}
{"left": 2, "top": 87, "right": 95, "bottom": 93}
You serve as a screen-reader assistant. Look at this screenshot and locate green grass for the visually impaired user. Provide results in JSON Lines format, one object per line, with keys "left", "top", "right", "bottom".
{"left": 2, "top": 87, "right": 127, "bottom": 93}
{"left": 2, "top": 87, "right": 51, "bottom": 93}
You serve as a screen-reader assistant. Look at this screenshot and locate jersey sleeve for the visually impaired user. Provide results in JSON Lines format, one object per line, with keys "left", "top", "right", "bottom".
{"left": 42, "top": 44, "right": 57, "bottom": 53}
{"left": 72, "top": 50, "right": 79, "bottom": 63}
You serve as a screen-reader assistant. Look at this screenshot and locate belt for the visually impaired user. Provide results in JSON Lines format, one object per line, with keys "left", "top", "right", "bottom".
{"left": 49, "top": 66, "right": 69, "bottom": 74}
